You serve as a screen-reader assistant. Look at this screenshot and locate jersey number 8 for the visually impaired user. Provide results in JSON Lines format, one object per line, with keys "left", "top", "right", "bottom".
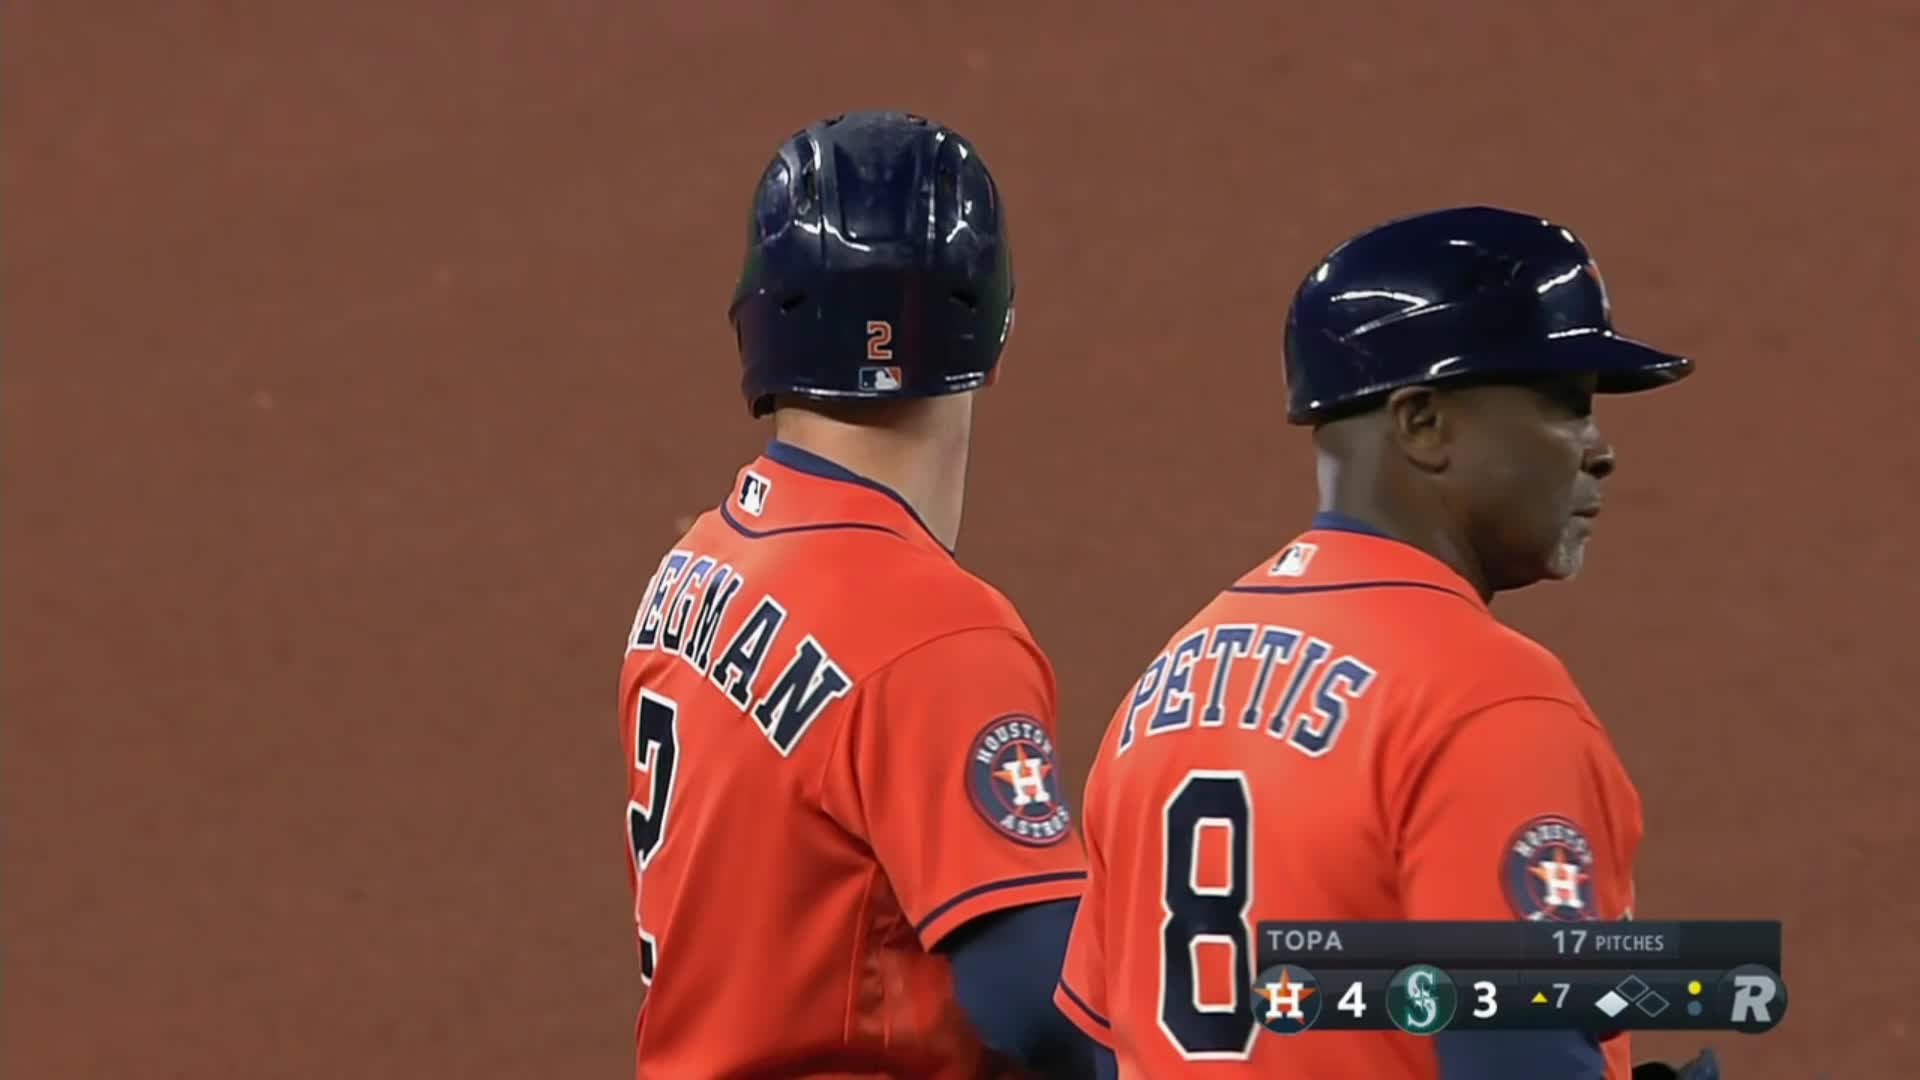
{"left": 1159, "top": 770, "right": 1257, "bottom": 1060}
{"left": 628, "top": 689, "right": 681, "bottom": 984}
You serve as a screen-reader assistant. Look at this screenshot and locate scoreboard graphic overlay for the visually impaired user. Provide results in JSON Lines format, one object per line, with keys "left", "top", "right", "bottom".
{"left": 1250, "top": 922, "right": 1785, "bottom": 1037}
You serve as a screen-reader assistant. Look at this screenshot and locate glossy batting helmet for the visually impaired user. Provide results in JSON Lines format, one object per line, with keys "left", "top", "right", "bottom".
{"left": 1283, "top": 205, "right": 1693, "bottom": 425}
{"left": 728, "top": 110, "right": 1015, "bottom": 418}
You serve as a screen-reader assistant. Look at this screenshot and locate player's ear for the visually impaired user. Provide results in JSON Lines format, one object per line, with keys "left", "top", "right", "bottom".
{"left": 1385, "top": 386, "right": 1449, "bottom": 471}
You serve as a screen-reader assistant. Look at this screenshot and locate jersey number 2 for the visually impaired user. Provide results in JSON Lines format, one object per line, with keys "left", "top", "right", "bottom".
{"left": 1160, "top": 770, "right": 1256, "bottom": 1060}
{"left": 628, "top": 689, "right": 681, "bottom": 984}
{"left": 865, "top": 319, "right": 893, "bottom": 360}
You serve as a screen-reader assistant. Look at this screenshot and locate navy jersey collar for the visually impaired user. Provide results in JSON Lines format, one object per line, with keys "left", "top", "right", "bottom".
{"left": 1304, "top": 510, "right": 1487, "bottom": 607}
{"left": 1310, "top": 510, "right": 1398, "bottom": 540}
{"left": 763, "top": 439, "right": 952, "bottom": 554}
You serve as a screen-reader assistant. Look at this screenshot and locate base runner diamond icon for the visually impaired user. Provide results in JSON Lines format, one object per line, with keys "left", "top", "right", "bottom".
{"left": 1595, "top": 990, "right": 1630, "bottom": 1018}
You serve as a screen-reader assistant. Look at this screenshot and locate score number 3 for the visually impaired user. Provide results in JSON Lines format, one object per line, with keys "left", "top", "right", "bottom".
{"left": 1472, "top": 979, "right": 1499, "bottom": 1019}
{"left": 628, "top": 689, "right": 681, "bottom": 984}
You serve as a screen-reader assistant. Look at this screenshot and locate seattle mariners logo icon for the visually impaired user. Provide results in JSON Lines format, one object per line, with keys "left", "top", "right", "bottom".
{"left": 965, "top": 715, "right": 1072, "bottom": 846}
{"left": 1386, "top": 964, "right": 1458, "bottom": 1036}
{"left": 1503, "top": 814, "right": 1597, "bottom": 922}
{"left": 1251, "top": 964, "right": 1323, "bottom": 1035}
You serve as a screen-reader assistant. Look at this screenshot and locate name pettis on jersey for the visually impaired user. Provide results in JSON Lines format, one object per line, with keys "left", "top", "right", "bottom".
{"left": 1115, "top": 623, "right": 1377, "bottom": 759}
{"left": 627, "top": 548, "right": 852, "bottom": 756}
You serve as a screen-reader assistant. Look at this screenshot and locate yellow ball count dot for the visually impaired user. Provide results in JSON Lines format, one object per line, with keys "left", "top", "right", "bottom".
{"left": 1687, "top": 980, "right": 1702, "bottom": 995}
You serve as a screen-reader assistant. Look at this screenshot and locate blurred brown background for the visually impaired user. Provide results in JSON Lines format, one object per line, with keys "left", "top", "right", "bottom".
{"left": 5, "top": 3, "right": 1916, "bottom": 1077}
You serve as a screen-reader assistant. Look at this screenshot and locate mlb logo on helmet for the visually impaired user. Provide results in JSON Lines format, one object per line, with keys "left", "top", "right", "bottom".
{"left": 858, "top": 366, "right": 903, "bottom": 392}
{"left": 1584, "top": 258, "right": 1611, "bottom": 318}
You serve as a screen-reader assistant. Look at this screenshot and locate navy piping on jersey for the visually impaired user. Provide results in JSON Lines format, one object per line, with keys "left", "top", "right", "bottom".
{"left": 1227, "top": 578, "right": 1475, "bottom": 603}
{"left": 718, "top": 501, "right": 903, "bottom": 542}
{"left": 764, "top": 439, "right": 953, "bottom": 554}
{"left": 1224, "top": 510, "right": 1480, "bottom": 607}
{"left": 1055, "top": 978, "right": 1112, "bottom": 1030}
{"left": 914, "top": 869, "right": 1090, "bottom": 937}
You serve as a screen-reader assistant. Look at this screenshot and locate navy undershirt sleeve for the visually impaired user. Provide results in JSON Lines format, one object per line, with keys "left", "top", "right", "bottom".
{"left": 942, "top": 899, "right": 1116, "bottom": 1079}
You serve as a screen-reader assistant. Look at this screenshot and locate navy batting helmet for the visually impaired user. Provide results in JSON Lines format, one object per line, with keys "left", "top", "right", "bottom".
{"left": 1283, "top": 205, "right": 1692, "bottom": 425}
{"left": 728, "top": 111, "right": 1015, "bottom": 418}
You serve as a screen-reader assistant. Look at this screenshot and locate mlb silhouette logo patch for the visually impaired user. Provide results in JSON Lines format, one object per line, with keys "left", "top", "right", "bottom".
{"left": 858, "top": 365, "right": 902, "bottom": 392}
{"left": 1502, "top": 814, "right": 1597, "bottom": 922}
{"left": 965, "top": 715, "right": 1072, "bottom": 847}
{"left": 738, "top": 471, "right": 771, "bottom": 517}
{"left": 1269, "top": 542, "right": 1318, "bottom": 577}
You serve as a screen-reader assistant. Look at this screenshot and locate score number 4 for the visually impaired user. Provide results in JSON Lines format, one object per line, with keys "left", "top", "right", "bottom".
{"left": 1337, "top": 980, "right": 1367, "bottom": 1019}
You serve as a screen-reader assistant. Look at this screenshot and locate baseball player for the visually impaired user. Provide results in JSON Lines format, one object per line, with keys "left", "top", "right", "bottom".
{"left": 1053, "top": 206, "right": 1718, "bottom": 1079}
{"left": 618, "top": 111, "right": 1111, "bottom": 1079}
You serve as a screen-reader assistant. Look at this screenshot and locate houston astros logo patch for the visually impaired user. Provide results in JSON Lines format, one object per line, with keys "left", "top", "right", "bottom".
{"left": 1502, "top": 814, "right": 1596, "bottom": 922}
{"left": 1252, "top": 964, "right": 1324, "bottom": 1035}
{"left": 965, "top": 715, "right": 1072, "bottom": 846}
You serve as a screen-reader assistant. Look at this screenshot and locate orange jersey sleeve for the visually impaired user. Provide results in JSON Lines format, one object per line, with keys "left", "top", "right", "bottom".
{"left": 1395, "top": 696, "right": 1643, "bottom": 923}
{"left": 1055, "top": 809, "right": 1113, "bottom": 1047}
{"left": 820, "top": 626, "right": 1088, "bottom": 949}
{"left": 1394, "top": 698, "right": 1645, "bottom": 1079}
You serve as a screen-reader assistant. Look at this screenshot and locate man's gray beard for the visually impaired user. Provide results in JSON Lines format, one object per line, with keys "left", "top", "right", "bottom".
{"left": 1545, "top": 522, "right": 1591, "bottom": 581}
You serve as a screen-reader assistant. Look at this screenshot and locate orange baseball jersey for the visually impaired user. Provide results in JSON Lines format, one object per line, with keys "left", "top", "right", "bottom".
{"left": 1055, "top": 513, "right": 1644, "bottom": 1079}
{"left": 619, "top": 440, "right": 1087, "bottom": 1079}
